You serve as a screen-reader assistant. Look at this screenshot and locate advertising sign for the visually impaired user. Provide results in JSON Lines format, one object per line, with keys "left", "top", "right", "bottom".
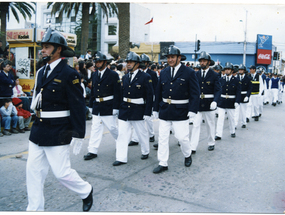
{"left": 256, "top": 49, "right": 272, "bottom": 65}
{"left": 6, "top": 29, "right": 34, "bottom": 42}
{"left": 257, "top": 34, "right": 272, "bottom": 50}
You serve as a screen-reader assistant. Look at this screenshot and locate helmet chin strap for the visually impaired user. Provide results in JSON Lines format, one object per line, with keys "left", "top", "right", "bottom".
{"left": 42, "top": 45, "right": 58, "bottom": 64}
{"left": 128, "top": 62, "right": 138, "bottom": 73}
{"left": 96, "top": 61, "right": 106, "bottom": 71}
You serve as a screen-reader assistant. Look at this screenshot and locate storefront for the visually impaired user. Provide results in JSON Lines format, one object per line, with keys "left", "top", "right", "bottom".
{"left": 6, "top": 28, "right": 77, "bottom": 93}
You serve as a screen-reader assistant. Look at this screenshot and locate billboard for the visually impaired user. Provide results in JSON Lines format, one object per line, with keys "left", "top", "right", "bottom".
{"left": 256, "top": 34, "right": 272, "bottom": 65}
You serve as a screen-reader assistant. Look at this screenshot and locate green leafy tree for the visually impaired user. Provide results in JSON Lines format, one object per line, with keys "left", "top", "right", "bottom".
{"left": 0, "top": 2, "right": 35, "bottom": 47}
{"left": 47, "top": 2, "right": 117, "bottom": 55}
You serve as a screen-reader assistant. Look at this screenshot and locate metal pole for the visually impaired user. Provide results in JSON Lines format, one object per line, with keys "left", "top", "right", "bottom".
{"left": 243, "top": 10, "right": 247, "bottom": 66}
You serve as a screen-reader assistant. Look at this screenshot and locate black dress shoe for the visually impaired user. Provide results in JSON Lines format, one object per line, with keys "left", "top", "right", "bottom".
{"left": 259, "top": 114, "right": 262, "bottom": 117}
{"left": 82, "top": 187, "right": 93, "bottom": 211}
{"left": 178, "top": 142, "right": 180, "bottom": 146}
{"left": 185, "top": 155, "right": 192, "bottom": 167}
{"left": 241, "top": 125, "right": 246, "bottom": 128}
{"left": 24, "top": 127, "right": 31, "bottom": 131}
{"left": 84, "top": 153, "right": 97, "bottom": 160}
{"left": 113, "top": 161, "right": 127, "bottom": 166}
{"left": 246, "top": 118, "right": 249, "bottom": 123}
{"left": 128, "top": 141, "right": 139, "bottom": 146}
{"left": 191, "top": 150, "right": 196, "bottom": 154}
{"left": 254, "top": 117, "right": 259, "bottom": 121}
{"left": 153, "top": 165, "right": 168, "bottom": 174}
{"left": 189, "top": 122, "right": 193, "bottom": 125}
{"left": 19, "top": 129, "right": 25, "bottom": 133}
{"left": 11, "top": 128, "right": 19, "bottom": 134}
{"left": 231, "top": 133, "right": 236, "bottom": 138}
{"left": 149, "top": 136, "right": 155, "bottom": 142}
{"left": 215, "top": 136, "right": 221, "bottom": 140}
{"left": 153, "top": 143, "right": 158, "bottom": 149}
{"left": 208, "top": 145, "right": 215, "bottom": 151}
{"left": 170, "top": 130, "right": 172, "bottom": 134}
{"left": 141, "top": 154, "right": 149, "bottom": 160}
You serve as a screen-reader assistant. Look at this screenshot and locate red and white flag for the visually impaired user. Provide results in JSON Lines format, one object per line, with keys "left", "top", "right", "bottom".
{"left": 145, "top": 17, "right": 153, "bottom": 25}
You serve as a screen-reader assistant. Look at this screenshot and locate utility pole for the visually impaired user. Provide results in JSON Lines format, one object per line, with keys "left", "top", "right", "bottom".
{"left": 243, "top": 10, "right": 248, "bottom": 66}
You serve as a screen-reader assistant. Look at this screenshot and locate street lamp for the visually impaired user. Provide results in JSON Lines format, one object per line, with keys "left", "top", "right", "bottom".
{"left": 240, "top": 9, "right": 248, "bottom": 66}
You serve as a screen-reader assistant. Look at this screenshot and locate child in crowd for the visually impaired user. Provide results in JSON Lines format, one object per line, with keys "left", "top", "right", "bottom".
{"left": 12, "top": 76, "right": 31, "bottom": 111}
{"left": 12, "top": 97, "right": 31, "bottom": 133}
{"left": 0, "top": 98, "right": 19, "bottom": 135}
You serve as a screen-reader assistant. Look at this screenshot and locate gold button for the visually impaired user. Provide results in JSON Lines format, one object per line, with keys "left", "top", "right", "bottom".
{"left": 128, "top": 92, "right": 130, "bottom": 94}
{"left": 201, "top": 87, "right": 203, "bottom": 89}
{"left": 128, "top": 106, "right": 130, "bottom": 108}
{"left": 40, "top": 119, "right": 42, "bottom": 122}
{"left": 202, "top": 82, "right": 204, "bottom": 84}
{"left": 170, "top": 89, "right": 172, "bottom": 91}
{"left": 97, "top": 89, "right": 99, "bottom": 91}
{"left": 169, "top": 96, "right": 171, "bottom": 98}
{"left": 129, "top": 85, "right": 131, "bottom": 88}
{"left": 98, "top": 84, "right": 100, "bottom": 86}
{"left": 170, "top": 82, "right": 173, "bottom": 85}
{"left": 226, "top": 89, "right": 228, "bottom": 91}
{"left": 53, "top": 90, "right": 55, "bottom": 92}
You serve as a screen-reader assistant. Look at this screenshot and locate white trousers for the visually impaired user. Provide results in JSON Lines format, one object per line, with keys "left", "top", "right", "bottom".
{"left": 88, "top": 114, "right": 118, "bottom": 154}
{"left": 271, "top": 88, "right": 278, "bottom": 103}
{"left": 131, "top": 116, "right": 155, "bottom": 141}
{"left": 259, "top": 95, "right": 264, "bottom": 114}
{"left": 157, "top": 119, "right": 191, "bottom": 167}
{"left": 246, "top": 97, "right": 252, "bottom": 119}
{"left": 234, "top": 105, "right": 240, "bottom": 127}
{"left": 239, "top": 103, "right": 248, "bottom": 126}
{"left": 278, "top": 90, "right": 283, "bottom": 102}
{"left": 251, "top": 95, "right": 260, "bottom": 117}
{"left": 216, "top": 108, "right": 235, "bottom": 137}
{"left": 26, "top": 141, "right": 92, "bottom": 211}
{"left": 190, "top": 111, "right": 215, "bottom": 151}
{"left": 116, "top": 120, "right": 149, "bottom": 163}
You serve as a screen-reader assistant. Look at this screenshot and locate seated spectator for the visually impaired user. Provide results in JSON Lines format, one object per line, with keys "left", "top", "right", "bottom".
{"left": 12, "top": 97, "right": 31, "bottom": 133}
{"left": 0, "top": 60, "right": 15, "bottom": 98}
{"left": 12, "top": 76, "right": 31, "bottom": 112}
{"left": 0, "top": 98, "right": 19, "bottom": 135}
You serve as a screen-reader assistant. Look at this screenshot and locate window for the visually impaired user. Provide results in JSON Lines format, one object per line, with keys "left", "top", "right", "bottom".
{"left": 108, "top": 25, "right": 117, "bottom": 36}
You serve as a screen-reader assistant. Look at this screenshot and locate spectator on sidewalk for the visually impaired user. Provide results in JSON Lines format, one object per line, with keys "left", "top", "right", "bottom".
{"left": 12, "top": 97, "right": 31, "bottom": 133}
{"left": 0, "top": 98, "right": 19, "bottom": 135}
{"left": 12, "top": 76, "right": 31, "bottom": 112}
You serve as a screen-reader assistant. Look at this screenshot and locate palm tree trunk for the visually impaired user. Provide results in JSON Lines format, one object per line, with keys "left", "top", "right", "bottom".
{"left": 117, "top": 3, "right": 130, "bottom": 59}
{"left": 81, "top": 3, "right": 90, "bottom": 55}
{"left": 0, "top": 3, "right": 9, "bottom": 47}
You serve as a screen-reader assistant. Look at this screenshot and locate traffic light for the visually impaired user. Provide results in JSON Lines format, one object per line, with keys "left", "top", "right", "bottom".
{"left": 197, "top": 40, "right": 200, "bottom": 51}
{"left": 273, "top": 52, "right": 278, "bottom": 60}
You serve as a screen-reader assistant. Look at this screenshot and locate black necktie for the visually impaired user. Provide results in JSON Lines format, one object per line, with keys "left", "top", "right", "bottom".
{"left": 42, "top": 65, "right": 50, "bottom": 82}
{"left": 202, "top": 70, "right": 205, "bottom": 79}
{"left": 227, "top": 77, "right": 229, "bottom": 82}
{"left": 171, "top": 67, "right": 174, "bottom": 78}
{"left": 129, "top": 72, "right": 133, "bottom": 82}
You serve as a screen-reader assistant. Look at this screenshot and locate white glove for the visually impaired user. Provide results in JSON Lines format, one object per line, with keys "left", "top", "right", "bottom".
{"left": 243, "top": 96, "right": 249, "bottom": 102}
{"left": 89, "top": 108, "right": 92, "bottom": 113}
{"left": 112, "top": 109, "right": 119, "bottom": 116}
{"left": 210, "top": 101, "right": 217, "bottom": 110}
{"left": 143, "top": 115, "right": 151, "bottom": 120}
{"left": 70, "top": 138, "right": 84, "bottom": 155}
{"left": 152, "top": 111, "right": 159, "bottom": 119}
{"left": 234, "top": 102, "right": 239, "bottom": 109}
{"left": 187, "top": 111, "right": 196, "bottom": 118}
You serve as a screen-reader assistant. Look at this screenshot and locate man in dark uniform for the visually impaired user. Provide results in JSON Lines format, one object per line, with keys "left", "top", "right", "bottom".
{"left": 83, "top": 51, "right": 120, "bottom": 160}
{"left": 113, "top": 51, "right": 154, "bottom": 166}
{"left": 152, "top": 45, "right": 200, "bottom": 174}
{"left": 190, "top": 51, "right": 221, "bottom": 153}
{"left": 237, "top": 64, "right": 252, "bottom": 128}
{"left": 140, "top": 53, "right": 158, "bottom": 142}
{"left": 26, "top": 28, "right": 93, "bottom": 212}
{"left": 215, "top": 62, "right": 241, "bottom": 140}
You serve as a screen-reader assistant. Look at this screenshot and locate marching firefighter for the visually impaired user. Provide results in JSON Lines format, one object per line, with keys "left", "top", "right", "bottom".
{"left": 83, "top": 51, "right": 121, "bottom": 160}
{"left": 152, "top": 45, "right": 200, "bottom": 174}
{"left": 190, "top": 51, "right": 221, "bottom": 153}
{"left": 215, "top": 62, "right": 241, "bottom": 140}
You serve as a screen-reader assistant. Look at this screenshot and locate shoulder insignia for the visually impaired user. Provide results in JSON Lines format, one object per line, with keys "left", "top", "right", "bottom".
{"left": 117, "top": 80, "right": 121, "bottom": 83}
{"left": 54, "top": 79, "right": 62, "bottom": 83}
{"left": 72, "top": 79, "right": 79, "bottom": 84}
{"left": 149, "top": 79, "right": 152, "bottom": 83}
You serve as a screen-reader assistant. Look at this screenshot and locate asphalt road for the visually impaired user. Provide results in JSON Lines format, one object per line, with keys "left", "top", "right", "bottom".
{"left": 0, "top": 100, "right": 285, "bottom": 213}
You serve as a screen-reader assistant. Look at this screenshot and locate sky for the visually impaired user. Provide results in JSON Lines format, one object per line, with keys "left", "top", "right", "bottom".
{"left": 137, "top": 1, "right": 285, "bottom": 55}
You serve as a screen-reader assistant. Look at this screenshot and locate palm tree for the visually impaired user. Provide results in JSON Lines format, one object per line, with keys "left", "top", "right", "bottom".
{"left": 117, "top": 3, "right": 130, "bottom": 59}
{"left": 47, "top": 2, "right": 117, "bottom": 55}
{"left": 0, "top": 2, "right": 35, "bottom": 47}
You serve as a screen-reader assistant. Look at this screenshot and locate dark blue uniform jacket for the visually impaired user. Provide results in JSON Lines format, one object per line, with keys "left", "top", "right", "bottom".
{"left": 196, "top": 69, "right": 221, "bottom": 111}
{"left": 89, "top": 68, "right": 121, "bottom": 115}
{"left": 240, "top": 74, "right": 252, "bottom": 103}
{"left": 154, "top": 64, "right": 200, "bottom": 121}
{"left": 119, "top": 70, "right": 154, "bottom": 121}
{"left": 218, "top": 76, "right": 241, "bottom": 109}
{"left": 29, "top": 60, "right": 86, "bottom": 146}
